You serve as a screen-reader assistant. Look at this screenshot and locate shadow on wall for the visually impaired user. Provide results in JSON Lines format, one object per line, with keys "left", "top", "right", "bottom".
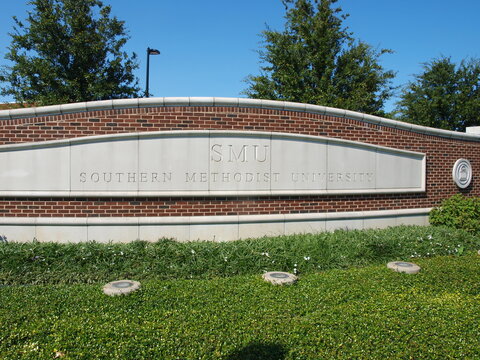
{"left": 224, "top": 342, "right": 287, "bottom": 360}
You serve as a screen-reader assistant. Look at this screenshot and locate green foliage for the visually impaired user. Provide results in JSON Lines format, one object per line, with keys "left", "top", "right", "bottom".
{"left": 0, "top": 226, "right": 477, "bottom": 285}
{"left": 430, "top": 194, "right": 480, "bottom": 233}
{"left": 395, "top": 56, "right": 480, "bottom": 131}
{"left": 244, "top": 0, "right": 395, "bottom": 116}
{"left": 0, "top": 0, "right": 139, "bottom": 105}
{"left": 0, "top": 254, "right": 479, "bottom": 359}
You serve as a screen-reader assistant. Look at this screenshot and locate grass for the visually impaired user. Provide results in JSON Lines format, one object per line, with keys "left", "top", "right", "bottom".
{"left": 0, "top": 254, "right": 479, "bottom": 359}
{"left": 0, "top": 225, "right": 479, "bottom": 359}
{"left": 0, "top": 225, "right": 478, "bottom": 285}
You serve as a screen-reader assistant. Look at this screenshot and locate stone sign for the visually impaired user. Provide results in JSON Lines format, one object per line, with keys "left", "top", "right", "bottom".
{"left": 0, "top": 130, "right": 425, "bottom": 197}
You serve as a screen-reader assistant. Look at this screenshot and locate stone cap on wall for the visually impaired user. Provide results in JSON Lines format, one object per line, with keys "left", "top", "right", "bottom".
{"left": 466, "top": 126, "right": 480, "bottom": 135}
{"left": 0, "top": 97, "right": 479, "bottom": 142}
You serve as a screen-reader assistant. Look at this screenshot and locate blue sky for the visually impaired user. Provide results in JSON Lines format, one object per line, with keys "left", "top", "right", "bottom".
{"left": 1, "top": 0, "right": 479, "bottom": 112}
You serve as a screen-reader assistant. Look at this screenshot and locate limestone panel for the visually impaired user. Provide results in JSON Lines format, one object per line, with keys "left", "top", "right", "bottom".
{"left": 0, "top": 225, "right": 36, "bottom": 242}
{"left": 138, "top": 134, "right": 209, "bottom": 192}
{"left": 396, "top": 215, "right": 429, "bottom": 226}
{"left": 189, "top": 223, "right": 239, "bottom": 242}
{"left": 325, "top": 218, "right": 364, "bottom": 231}
{"left": 327, "top": 142, "right": 376, "bottom": 190}
{"left": 87, "top": 225, "right": 139, "bottom": 243}
{"left": 209, "top": 135, "right": 271, "bottom": 192}
{"left": 284, "top": 220, "right": 326, "bottom": 235}
{"left": 138, "top": 224, "right": 190, "bottom": 242}
{"left": 238, "top": 221, "right": 284, "bottom": 239}
{"left": 0, "top": 145, "right": 70, "bottom": 192}
{"left": 71, "top": 137, "right": 139, "bottom": 193}
{"left": 376, "top": 150, "right": 424, "bottom": 190}
{"left": 35, "top": 225, "right": 88, "bottom": 243}
{"left": 363, "top": 216, "right": 397, "bottom": 230}
{"left": 270, "top": 138, "right": 327, "bottom": 191}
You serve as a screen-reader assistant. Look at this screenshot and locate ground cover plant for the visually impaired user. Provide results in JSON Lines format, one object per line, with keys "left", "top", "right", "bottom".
{"left": 0, "top": 253, "right": 479, "bottom": 359}
{"left": 430, "top": 194, "right": 480, "bottom": 233}
{"left": 0, "top": 225, "right": 478, "bottom": 285}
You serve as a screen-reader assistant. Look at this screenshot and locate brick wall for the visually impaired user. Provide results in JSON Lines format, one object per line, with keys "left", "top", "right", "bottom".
{"left": 0, "top": 105, "right": 478, "bottom": 218}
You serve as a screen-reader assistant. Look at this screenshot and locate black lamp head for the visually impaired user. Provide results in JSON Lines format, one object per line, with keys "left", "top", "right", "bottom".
{"left": 147, "top": 48, "right": 160, "bottom": 55}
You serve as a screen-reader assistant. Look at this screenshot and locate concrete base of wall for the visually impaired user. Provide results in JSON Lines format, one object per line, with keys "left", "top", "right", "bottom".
{"left": 0, "top": 208, "right": 431, "bottom": 243}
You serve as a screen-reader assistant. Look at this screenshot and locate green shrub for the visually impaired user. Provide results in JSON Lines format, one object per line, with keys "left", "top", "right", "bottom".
{"left": 0, "top": 226, "right": 478, "bottom": 286}
{"left": 430, "top": 194, "right": 480, "bottom": 233}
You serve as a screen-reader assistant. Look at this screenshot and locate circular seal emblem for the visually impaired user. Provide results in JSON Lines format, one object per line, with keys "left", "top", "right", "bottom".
{"left": 452, "top": 159, "right": 472, "bottom": 189}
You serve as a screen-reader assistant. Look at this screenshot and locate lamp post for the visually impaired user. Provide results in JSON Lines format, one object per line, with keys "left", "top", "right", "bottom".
{"left": 145, "top": 47, "right": 160, "bottom": 97}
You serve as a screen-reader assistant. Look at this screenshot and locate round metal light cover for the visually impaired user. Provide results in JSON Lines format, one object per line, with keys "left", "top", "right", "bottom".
{"left": 262, "top": 271, "right": 298, "bottom": 285}
{"left": 103, "top": 280, "right": 141, "bottom": 296}
{"left": 387, "top": 261, "right": 421, "bottom": 274}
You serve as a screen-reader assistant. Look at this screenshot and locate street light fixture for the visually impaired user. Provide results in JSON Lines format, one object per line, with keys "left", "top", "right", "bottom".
{"left": 145, "top": 47, "right": 160, "bottom": 97}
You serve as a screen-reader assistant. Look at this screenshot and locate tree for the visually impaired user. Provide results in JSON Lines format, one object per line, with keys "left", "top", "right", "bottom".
{"left": 244, "top": 0, "right": 395, "bottom": 116}
{"left": 395, "top": 57, "right": 480, "bottom": 131}
{"left": 0, "top": 0, "right": 139, "bottom": 105}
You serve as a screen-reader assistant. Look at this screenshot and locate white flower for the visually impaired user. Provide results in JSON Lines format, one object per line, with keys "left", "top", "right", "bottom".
{"left": 304, "top": 256, "right": 311, "bottom": 261}
{"left": 427, "top": 234, "right": 433, "bottom": 240}
{"left": 224, "top": 257, "right": 228, "bottom": 262}
{"left": 261, "top": 252, "right": 270, "bottom": 257}
{"left": 191, "top": 249, "right": 196, "bottom": 255}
